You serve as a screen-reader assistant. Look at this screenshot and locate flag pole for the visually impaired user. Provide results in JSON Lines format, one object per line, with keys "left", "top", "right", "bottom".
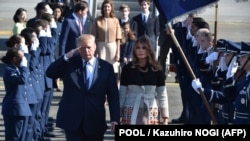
{"left": 211, "top": 3, "right": 219, "bottom": 124}
{"left": 167, "top": 24, "right": 218, "bottom": 125}
{"left": 213, "top": 3, "right": 218, "bottom": 48}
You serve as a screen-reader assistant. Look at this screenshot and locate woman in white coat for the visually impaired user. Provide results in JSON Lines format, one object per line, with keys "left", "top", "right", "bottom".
{"left": 119, "top": 35, "right": 169, "bottom": 125}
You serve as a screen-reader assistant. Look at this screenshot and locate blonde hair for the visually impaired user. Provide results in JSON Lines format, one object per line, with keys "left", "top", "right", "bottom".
{"left": 77, "top": 34, "right": 95, "bottom": 46}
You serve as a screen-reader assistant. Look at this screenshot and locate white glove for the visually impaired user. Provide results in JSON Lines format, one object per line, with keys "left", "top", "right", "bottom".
{"left": 47, "top": 7, "right": 53, "bottom": 14}
{"left": 46, "top": 26, "right": 52, "bottom": 37}
{"left": 219, "top": 56, "right": 228, "bottom": 71}
{"left": 206, "top": 52, "right": 219, "bottom": 64}
{"left": 19, "top": 43, "right": 29, "bottom": 54}
{"left": 20, "top": 37, "right": 26, "bottom": 45}
{"left": 50, "top": 18, "right": 57, "bottom": 29}
{"left": 31, "top": 39, "right": 39, "bottom": 51}
{"left": 20, "top": 56, "right": 28, "bottom": 67}
{"left": 226, "top": 56, "right": 238, "bottom": 79}
{"left": 39, "top": 29, "right": 47, "bottom": 37}
{"left": 191, "top": 78, "right": 204, "bottom": 94}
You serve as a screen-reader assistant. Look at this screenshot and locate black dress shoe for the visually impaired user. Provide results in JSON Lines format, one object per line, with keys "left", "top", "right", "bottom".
{"left": 43, "top": 132, "right": 56, "bottom": 138}
{"left": 48, "top": 117, "right": 54, "bottom": 122}
{"left": 171, "top": 118, "right": 184, "bottom": 123}
{"left": 46, "top": 126, "right": 54, "bottom": 132}
{"left": 45, "top": 122, "right": 54, "bottom": 127}
{"left": 175, "top": 76, "right": 179, "bottom": 83}
{"left": 54, "top": 88, "right": 62, "bottom": 92}
{"left": 38, "top": 137, "right": 51, "bottom": 141}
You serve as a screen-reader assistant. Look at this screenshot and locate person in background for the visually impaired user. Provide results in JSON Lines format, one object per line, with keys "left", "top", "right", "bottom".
{"left": 170, "top": 15, "right": 210, "bottom": 124}
{"left": 192, "top": 41, "right": 250, "bottom": 125}
{"left": 63, "top": 0, "right": 93, "bottom": 20}
{"left": 157, "top": 14, "right": 172, "bottom": 79}
{"left": 170, "top": 13, "right": 196, "bottom": 124}
{"left": 12, "top": 8, "right": 28, "bottom": 34}
{"left": 46, "top": 34, "right": 120, "bottom": 141}
{"left": 120, "top": 22, "right": 136, "bottom": 69}
{"left": 52, "top": 3, "right": 64, "bottom": 92}
{"left": 132, "top": 0, "right": 159, "bottom": 52}
{"left": 118, "top": 4, "right": 137, "bottom": 37}
{"left": 59, "top": 0, "right": 93, "bottom": 56}
{"left": 40, "top": 8, "right": 63, "bottom": 93}
{"left": 53, "top": 3, "right": 64, "bottom": 49}
{"left": 26, "top": 1, "right": 53, "bottom": 28}
{"left": 32, "top": 18, "right": 58, "bottom": 139}
{"left": 91, "top": 0, "right": 122, "bottom": 82}
{"left": 5, "top": 34, "right": 23, "bottom": 48}
{"left": 119, "top": 36, "right": 169, "bottom": 125}
{"left": 1, "top": 48, "right": 32, "bottom": 141}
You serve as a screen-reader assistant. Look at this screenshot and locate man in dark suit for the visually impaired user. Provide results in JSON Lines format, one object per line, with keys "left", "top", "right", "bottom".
{"left": 58, "top": 1, "right": 93, "bottom": 57}
{"left": 46, "top": 34, "right": 120, "bottom": 141}
{"left": 118, "top": 4, "right": 137, "bottom": 37}
{"left": 27, "top": 1, "right": 53, "bottom": 28}
{"left": 132, "top": 0, "right": 159, "bottom": 52}
{"left": 157, "top": 14, "right": 173, "bottom": 79}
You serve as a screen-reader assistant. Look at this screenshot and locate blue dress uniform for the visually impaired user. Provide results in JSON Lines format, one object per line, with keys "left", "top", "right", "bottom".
{"left": 210, "top": 39, "right": 227, "bottom": 124}
{"left": 202, "top": 40, "right": 241, "bottom": 124}
{"left": 23, "top": 53, "right": 39, "bottom": 141}
{"left": 224, "top": 41, "right": 250, "bottom": 124}
{"left": 222, "top": 41, "right": 242, "bottom": 124}
{"left": 1, "top": 56, "right": 32, "bottom": 141}
{"left": 29, "top": 47, "right": 45, "bottom": 140}
{"left": 171, "top": 22, "right": 193, "bottom": 124}
{"left": 39, "top": 25, "right": 57, "bottom": 138}
{"left": 21, "top": 27, "right": 47, "bottom": 140}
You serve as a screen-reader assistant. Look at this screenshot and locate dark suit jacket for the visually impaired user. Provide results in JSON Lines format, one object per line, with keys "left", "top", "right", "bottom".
{"left": 119, "top": 18, "right": 138, "bottom": 37}
{"left": 132, "top": 13, "right": 160, "bottom": 49}
{"left": 46, "top": 55, "right": 120, "bottom": 134}
{"left": 58, "top": 14, "right": 93, "bottom": 56}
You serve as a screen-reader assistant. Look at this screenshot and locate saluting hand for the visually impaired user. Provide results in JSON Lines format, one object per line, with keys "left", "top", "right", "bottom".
{"left": 226, "top": 56, "right": 238, "bottom": 79}
{"left": 66, "top": 47, "right": 81, "bottom": 59}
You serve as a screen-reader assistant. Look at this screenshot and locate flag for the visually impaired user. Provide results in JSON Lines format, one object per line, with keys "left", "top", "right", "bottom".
{"left": 153, "top": 0, "right": 219, "bottom": 22}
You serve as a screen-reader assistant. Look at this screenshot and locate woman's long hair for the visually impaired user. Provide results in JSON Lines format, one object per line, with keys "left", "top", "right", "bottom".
{"left": 132, "top": 36, "right": 162, "bottom": 72}
{"left": 13, "top": 8, "right": 27, "bottom": 23}
{"left": 101, "top": 0, "right": 116, "bottom": 18}
{"left": 120, "top": 22, "right": 136, "bottom": 45}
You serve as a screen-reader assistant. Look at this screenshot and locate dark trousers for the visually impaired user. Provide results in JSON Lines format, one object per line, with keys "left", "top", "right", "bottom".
{"left": 41, "top": 88, "right": 53, "bottom": 135}
{"left": 25, "top": 103, "right": 39, "bottom": 141}
{"left": 34, "top": 99, "right": 43, "bottom": 139}
{"left": 65, "top": 129, "right": 104, "bottom": 141}
{"left": 3, "top": 115, "right": 29, "bottom": 141}
{"left": 158, "top": 35, "right": 172, "bottom": 75}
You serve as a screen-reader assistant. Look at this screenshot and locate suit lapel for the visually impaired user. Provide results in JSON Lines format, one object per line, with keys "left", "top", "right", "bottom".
{"left": 84, "top": 17, "right": 90, "bottom": 33}
{"left": 71, "top": 16, "right": 81, "bottom": 35}
{"left": 71, "top": 58, "right": 85, "bottom": 89}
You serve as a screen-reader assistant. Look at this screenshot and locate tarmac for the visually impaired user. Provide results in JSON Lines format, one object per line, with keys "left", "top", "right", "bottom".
{"left": 0, "top": 72, "right": 181, "bottom": 141}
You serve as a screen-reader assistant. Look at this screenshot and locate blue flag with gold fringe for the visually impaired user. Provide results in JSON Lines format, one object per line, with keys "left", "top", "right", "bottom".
{"left": 153, "top": 0, "right": 219, "bottom": 22}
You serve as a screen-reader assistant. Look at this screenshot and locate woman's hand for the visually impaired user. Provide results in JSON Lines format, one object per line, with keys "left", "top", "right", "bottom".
{"left": 162, "top": 117, "right": 169, "bottom": 125}
{"left": 110, "top": 121, "right": 118, "bottom": 132}
{"left": 115, "top": 54, "right": 120, "bottom": 62}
